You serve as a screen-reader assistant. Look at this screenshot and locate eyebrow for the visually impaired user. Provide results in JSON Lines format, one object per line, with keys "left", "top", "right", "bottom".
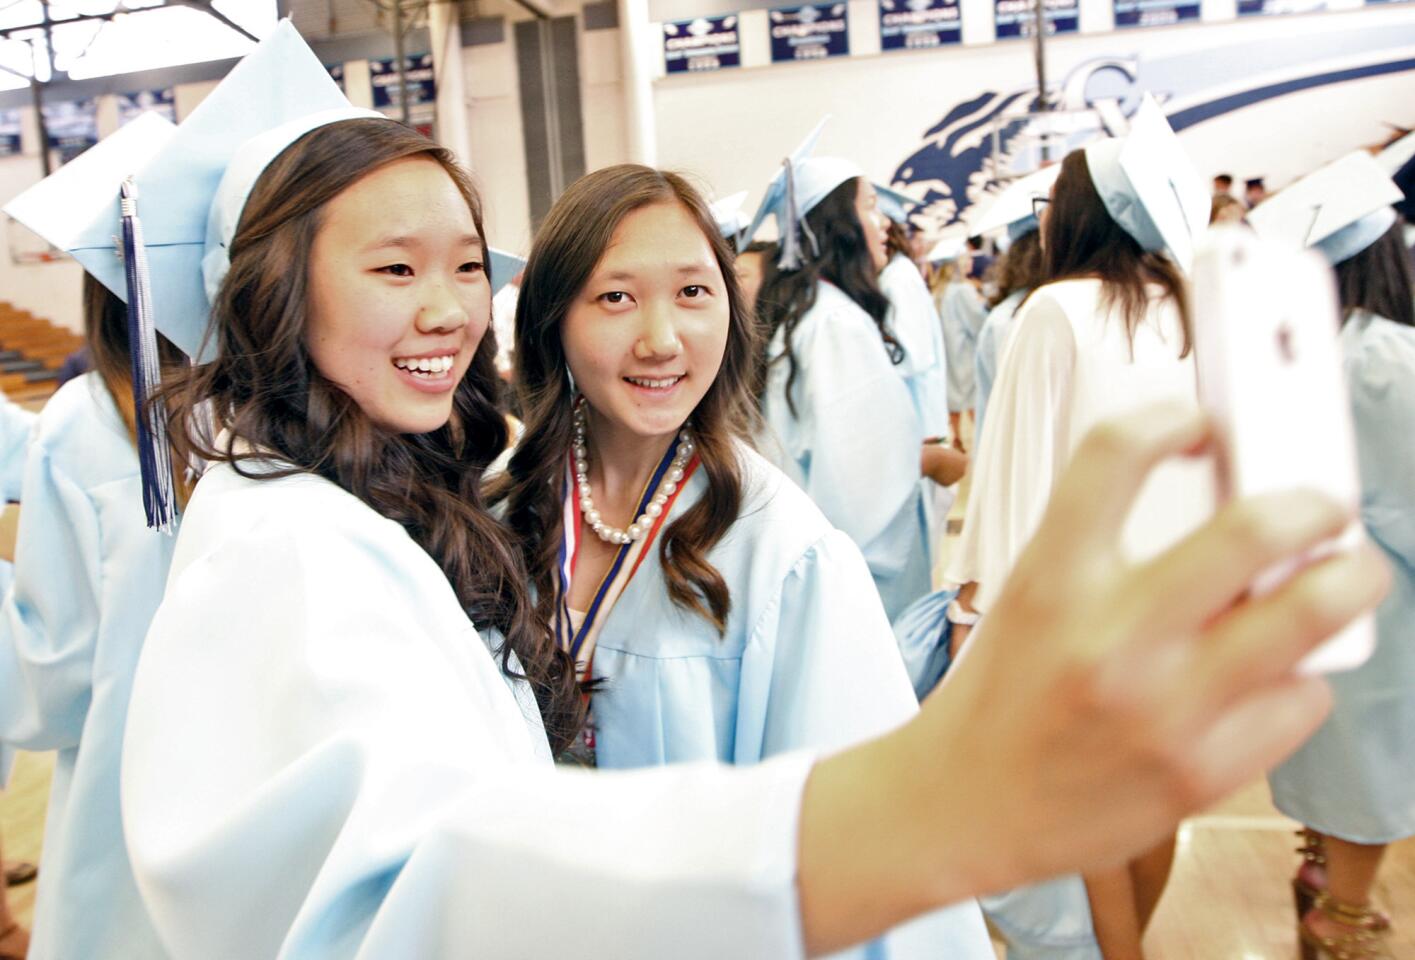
{"left": 364, "top": 234, "right": 483, "bottom": 251}
{"left": 598, "top": 263, "right": 717, "bottom": 282}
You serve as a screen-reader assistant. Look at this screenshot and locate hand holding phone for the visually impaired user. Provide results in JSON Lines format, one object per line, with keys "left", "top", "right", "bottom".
{"left": 1190, "top": 229, "right": 1374, "bottom": 674}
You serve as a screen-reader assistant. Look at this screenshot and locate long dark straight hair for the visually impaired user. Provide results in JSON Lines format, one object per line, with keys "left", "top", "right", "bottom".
{"left": 490, "top": 164, "right": 760, "bottom": 636}
{"left": 160, "top": 118, "right": 584, "bottom": 754}
{"left": 1040, "top": 149, "right": 1192, "bottom": 356}
{"left": 1335, "top": 218, "right": 1414, "bottom": 329}
{"left": 755, "top": 177, "right": 903, "bottom": 416}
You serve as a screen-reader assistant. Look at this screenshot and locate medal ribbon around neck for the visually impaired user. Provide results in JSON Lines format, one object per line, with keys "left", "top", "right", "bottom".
{"left": 555, "top": 430, "right": 701, "bottom": 680}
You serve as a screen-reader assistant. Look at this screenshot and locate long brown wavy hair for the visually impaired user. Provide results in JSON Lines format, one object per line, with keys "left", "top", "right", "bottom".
{"left": 490, "top": 165, "right": 759, "bottom": 636}
{"left": 1040, "top": 149, "right": 1192, "bottom": 356}
{"left": 160, "top": 118, "right": 583, "bottom": 754}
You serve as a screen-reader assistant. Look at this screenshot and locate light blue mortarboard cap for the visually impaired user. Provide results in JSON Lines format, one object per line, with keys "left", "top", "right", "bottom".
{"left": 1083, "top": 95, "right": 1208, "bottom": 272}
{"left": 1246, "top": 151, "right": 1401, "bottom": 266}
{"left": 118, "top": 19, "right": 377, "bottom": 361}
{"left": 744, "top": 116, "right": 831, "bottom": 244}
{"left": 709, "top": 190, "right": 750, "bottom": 247}
{"left": 875, "top": 183, "right": 920, "bottom": 224}
{"left": 489, "top": 249, "right": 526, "bottom": 294}
{"left": 967, "top": 163, "right": 1062, "bottom": 243}
{"left": 3, "top": 112, "right": 176, "bottom": 262}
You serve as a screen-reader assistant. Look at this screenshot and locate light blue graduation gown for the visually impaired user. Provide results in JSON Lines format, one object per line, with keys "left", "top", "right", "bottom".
{"left": 588, "top": 444, "right": 994, "bottom": 959}
{"left": 0, "top": 374, "right": 175, "bottom": 960}
{"left": 1268, "top": 311, "right": 1415, "bottom": 843}
{"left": 0, "top": 392, "right": 36, "bottom": 501}
{"left": 973, "top": 289, "right": 1027, "bottom": 445}
{"left": 880, "top": 254, "right": 949, "bottom": 442}
{"left": 122, "top": 456, "right": 824, "bottom": 959}
{"left": 761, "top": 280, "right": 932, "bottom": 621}
{"left": 938, "top": 282, "right": 988, "bottom": 414}
{"left": 881, "top": 254, "right": 956, "bottom": 549}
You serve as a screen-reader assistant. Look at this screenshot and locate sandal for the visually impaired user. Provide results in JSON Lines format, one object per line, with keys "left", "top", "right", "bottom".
{"left": 1, "top": 862, "right": 35, "bottom": 887}
{"left": 0, "top": 921, "right": 28, "bottom": 960}
{"left": 1299, "top": 892, "right": 1394, "bottom": 960}
{"left": 1291, "top": 831, "right": 1389, "bottom": 932}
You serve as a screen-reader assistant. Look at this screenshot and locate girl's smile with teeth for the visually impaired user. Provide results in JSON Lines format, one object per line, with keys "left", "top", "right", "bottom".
{"left": 394, "top": 354, "right": 456, "bottom": 376}
{"left": 624, "top": 374, "right": 684, "bottom": 391}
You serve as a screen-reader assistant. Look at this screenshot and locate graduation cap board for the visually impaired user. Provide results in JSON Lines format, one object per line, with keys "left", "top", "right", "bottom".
{"left": 1246, "top": 151, "right": 1402, "bottom": 266}
{"left": 5, "top": 20, "right": 382, "bottom": 529}
{"left": 488, "top": 249, "right": 525, "bottom": 294}
{"left": 3, "top": 112, "right": 176, "bottom": 261}
{"left": 1083, "top": 95, "right": 1208, "bottom": 272}
{"left": 967, "top": 162, "right": 1063, "bottom": 242}
{"left": 874, "top": 183, "right": 921, "bottom": 225}
{"left": 745, "top": 115, "right": 830, "bottom": 245}
{"left": 3, "top": 111, "right": 180, "bottom": 528}
{"left": 710, "top": 190, "right": 750, "bottom": 245}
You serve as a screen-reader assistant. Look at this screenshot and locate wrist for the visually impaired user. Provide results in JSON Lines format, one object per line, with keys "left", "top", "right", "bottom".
{"left": 945, "top": 599, "right": 980, "bottom": 626}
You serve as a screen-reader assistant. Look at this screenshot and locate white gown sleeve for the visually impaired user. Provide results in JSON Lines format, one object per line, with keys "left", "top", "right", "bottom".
{"left": 740, "top": 530, "right": 997, "bottom": 960}
{"left": 0, "top": 441, "right": 102, "bottom": 752}
{"left": 122, "top": 512, "right": 815, "bottom": 960}
{"left": 947, "top": 292, "right": 1075, "bottom": 612}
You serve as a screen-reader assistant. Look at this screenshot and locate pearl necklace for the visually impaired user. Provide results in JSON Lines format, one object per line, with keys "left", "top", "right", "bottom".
{"left": 573, "top": 402, "right": 694, "bottom": 546}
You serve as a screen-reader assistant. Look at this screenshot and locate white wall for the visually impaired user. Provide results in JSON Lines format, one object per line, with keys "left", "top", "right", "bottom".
{"left": 651, "top": 4, "right": 1415, "bottom": 233}
{"left": 5, "top": 2, "right": 1413, "bottom": 334}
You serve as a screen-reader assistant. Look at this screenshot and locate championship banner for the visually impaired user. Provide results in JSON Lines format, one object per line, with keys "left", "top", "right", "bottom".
{"left": 769, "top": 3, "right": 850, "bottom": 63}
{"left": 371, "top": 53, "right": 436, "bottom": 137}
{"left": 42, "top": 98, "right": 98, "bottom": 165}
{"left": 0, "top": 110, "right": 19, "bottom": 157}
{"left": 1238, "top": 0, "right": 1326, "bottom": 13}
{"left": 1114, "top": 0, "right": 1201, "bottom": 28}
{"left": 664, "top": 16, "right": 742, "bottom": 73}
{"left": 879, "top": 0, "right": 962, "bottom": 51}
{"left": 995, "top": 0, "right": 1079, "bottom": 41}
{"left": 117, "top": 89, "right": 176, "bottom": 126}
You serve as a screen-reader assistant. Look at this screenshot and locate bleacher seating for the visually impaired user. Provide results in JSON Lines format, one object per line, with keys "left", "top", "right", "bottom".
{"left": 0, "top": 304, "right": 81, "bottom": 404}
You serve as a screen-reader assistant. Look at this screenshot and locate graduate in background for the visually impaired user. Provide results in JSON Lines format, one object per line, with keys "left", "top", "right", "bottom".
{"left": 0, "top": 114, "right": 188, "bottom": 960}
{"left": 945, "top": 101, "right": 1215, "bottom": 960}
{"left": 1248, "top": 153, "right": 1414, "bottom": 960}
{"left": 967, "top": 163, "right": 1059, "bottom": 447}
{"left": 493, "top": 163, "right": 993, "bottom": 958}
{"left": 752, "top": 130, "right": 946, "bottom": 621}
{"left": 876, "top": 186, "right": 967, "bottom": 544}
{"left": 929, "top": 235, "right": 988, "bottom": 450}
{"left": 89, "top": 24, "right": 1388, "bottom": 960}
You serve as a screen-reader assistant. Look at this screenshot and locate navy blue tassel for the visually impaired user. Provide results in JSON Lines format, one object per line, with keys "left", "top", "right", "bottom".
{"left": 119, "top": 179, "right": 176, "bottom": 533}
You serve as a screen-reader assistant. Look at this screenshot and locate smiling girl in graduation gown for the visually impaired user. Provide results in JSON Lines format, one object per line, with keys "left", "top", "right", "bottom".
{"left": 754, "top": 149, "right": 953, "bottom": 622}
{"left": 0, "top": 114, "right": 188, "bottom": 960}
{"left": 101, "top": 23, "right": 1389, "bottom": 960}
{"left": 492, "top": 164, "right": 992, "bottom": 958}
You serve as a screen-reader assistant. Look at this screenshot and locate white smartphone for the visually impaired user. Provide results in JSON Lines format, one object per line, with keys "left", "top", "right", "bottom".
{"left": 1190, "top": 229, "right": 1374, "bottom": 675}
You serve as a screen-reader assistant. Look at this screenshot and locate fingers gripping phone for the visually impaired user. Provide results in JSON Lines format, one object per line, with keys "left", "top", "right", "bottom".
{"left": 1191, "top": 229, "right": 1375, "bottom": 675}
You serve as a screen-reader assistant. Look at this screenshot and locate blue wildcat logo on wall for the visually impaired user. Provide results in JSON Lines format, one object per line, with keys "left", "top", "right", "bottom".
{"left": 890, "top": 24, "right": 1415, "bottom": 231}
